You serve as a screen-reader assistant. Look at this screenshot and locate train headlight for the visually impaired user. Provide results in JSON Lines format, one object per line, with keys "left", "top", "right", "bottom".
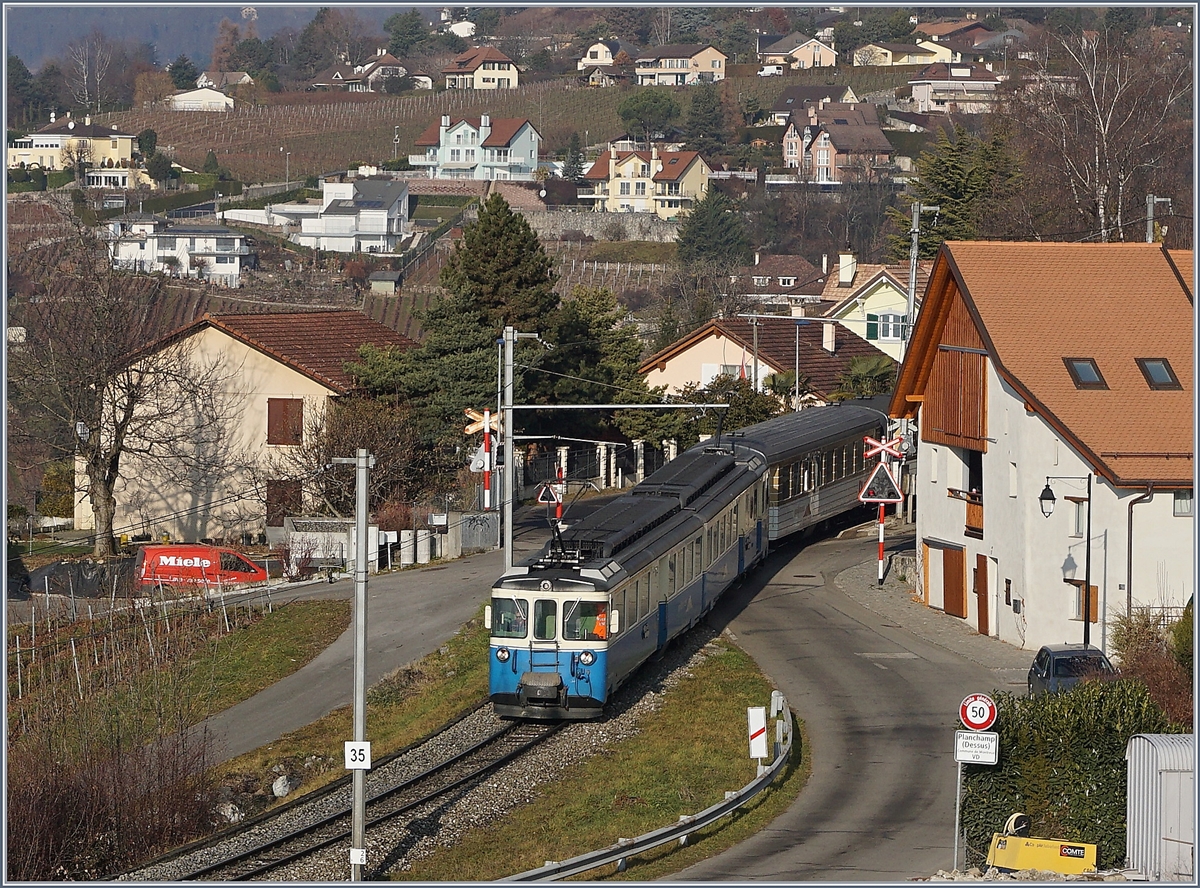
{"left": 495, "top": 647, "right": 510, "bottom": 662}
{"left": 579, "top": 650, "right": 595, "bottom": 666}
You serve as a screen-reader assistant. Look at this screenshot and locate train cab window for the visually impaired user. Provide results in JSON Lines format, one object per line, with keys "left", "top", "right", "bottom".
{"left": 563, "top": 600, "right": 608, "bottom": 641}
{"left": 533, "top": 599, "right": 557, "bottom": 639}
{"left": 492, "top": 597, "right": 528, "bottom": 639}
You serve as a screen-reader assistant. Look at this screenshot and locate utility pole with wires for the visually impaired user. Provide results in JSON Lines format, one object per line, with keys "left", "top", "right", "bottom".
{"left": 902, "top": 201, "right": 939, "bottom": 363}
{"left": 1146, "top": 194, "right": 1172, "bottom": 243}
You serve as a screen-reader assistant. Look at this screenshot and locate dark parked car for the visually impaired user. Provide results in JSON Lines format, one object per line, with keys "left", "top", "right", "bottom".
{"left": 1027, "top": 644, "right": 1116, "bottom": 695}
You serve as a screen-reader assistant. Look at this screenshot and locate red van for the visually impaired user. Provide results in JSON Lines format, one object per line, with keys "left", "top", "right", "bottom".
{"left": 137, "top": 545, "right": 268, "bottom": 589}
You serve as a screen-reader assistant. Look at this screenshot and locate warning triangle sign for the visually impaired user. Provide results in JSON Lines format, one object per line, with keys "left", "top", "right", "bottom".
{"left": 859, "top": 462, "right": 903, "bottom": 504}
{"left": 536, "top": 483, "right": 561, "bottom": 504}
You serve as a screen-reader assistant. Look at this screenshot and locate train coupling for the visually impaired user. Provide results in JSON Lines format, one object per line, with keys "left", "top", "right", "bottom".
{"left": 516, "top": 671, "right": 566, "bottom": 709}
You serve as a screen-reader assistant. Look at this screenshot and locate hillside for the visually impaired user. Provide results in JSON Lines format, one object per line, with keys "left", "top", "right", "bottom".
{"left": 99, "top": 70, "right": 903, "bottom": 184}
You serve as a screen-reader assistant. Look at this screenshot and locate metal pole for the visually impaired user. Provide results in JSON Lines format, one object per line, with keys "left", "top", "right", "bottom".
{"left": 1146, "top": 193, "right": 1155, "bottom": 244}
{"left": 953, "top": 761, "right": 962, "bottom": 872}
{"left": 496, "top": 337, "right": 504, "bottom": 549}
{"left": 1083, "top": 472, "right": 1092, "bottom": 646}
{"left": 794, "top": 320, "right": 800, "bottom": 411}
{"left": 751, "top": 317, "right": 759, "bottom": 390}
{"left": 503, "top": 326, "right": 516, "bottom": 574}
{"left": 331, "top": 448, "right": 374, "bottom": 880}
{"left": 877, "top": 502, "right": 886, "bottom": 585}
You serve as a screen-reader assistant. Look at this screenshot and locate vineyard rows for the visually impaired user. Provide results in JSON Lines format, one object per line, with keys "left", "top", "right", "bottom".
{"left": 103, "top": 80, "right": 632, "bottom": 186}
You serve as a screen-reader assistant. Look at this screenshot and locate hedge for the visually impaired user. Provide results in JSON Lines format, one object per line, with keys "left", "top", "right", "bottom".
{"left": 960, "top": 681, "right": 1182, "bottom": 870}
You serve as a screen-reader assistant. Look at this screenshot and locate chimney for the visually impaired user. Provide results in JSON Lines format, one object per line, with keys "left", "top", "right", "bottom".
{"left": 838, "top": 250, "right": 856, "bottom": 286}
{"left": 754, "top": 251, "right": 760, "bottom": 266}
{"left": 822, "top": 321, "right": 836, "bottom": 353}
{"left": 821, "top": 253, "right": 828, "bottom": 273}
{"left": 441, "top": 114, "right": 451, "bottom": 127}
{"left": 85, "top": 114, "right": 92, "bottom": 126}
{"left": 651, "top": 145, "right": 658, "bottom": 161}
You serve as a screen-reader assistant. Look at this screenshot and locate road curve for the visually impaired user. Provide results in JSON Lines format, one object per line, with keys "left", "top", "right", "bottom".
{"left": 673, "top": 529, "right": 1012, "bottom": 881}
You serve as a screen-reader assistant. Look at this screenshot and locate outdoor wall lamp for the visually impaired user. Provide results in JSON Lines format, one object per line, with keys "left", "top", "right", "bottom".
{"left": 1039, "top": 474, "right": 1093, "bottom": 645}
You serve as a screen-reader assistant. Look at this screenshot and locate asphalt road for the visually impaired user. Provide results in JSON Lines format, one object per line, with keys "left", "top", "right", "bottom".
{"left": 672, "top": 527, "right": 1018, "bottom": 881}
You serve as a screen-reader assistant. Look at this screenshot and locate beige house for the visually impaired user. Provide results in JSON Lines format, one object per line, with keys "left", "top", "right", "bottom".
{"left": 759, "top": 32, "right": 838, "bottom": 69}
{"left": 7, "top": 112, "right": 137, "bottom": 174}
{"left": 639, "top": 316, "right": 894, "bottom": 405}
{"left": 579, "top": 145, "right": 712, "bottom": 219}
{"left": 852, "top": 40, "right": 957, "bottom": 66}
{"left": 442, "top": 46, "right": 519, "bottom": 89}
{"left": 75, "top": 311, "right": 414, "bottom": 544}
{"left": 635, "top": 44, "right": 727, "bottom": 85}
{"left": 168, "top": 87, "right": 235, "bottom": 111}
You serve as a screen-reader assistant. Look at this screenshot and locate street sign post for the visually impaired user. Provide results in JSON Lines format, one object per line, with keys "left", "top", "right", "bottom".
{"left": 955, "top": 730, "right": 999, "bottom": 764}
{"left": 959, "top": 693, "right": 998, "bottom": 731}
{"left": 859, "top": 460, "right": 903, "bottom": 585}
{"left": 953, "top": 694, "right": 1000, "bottom": 872}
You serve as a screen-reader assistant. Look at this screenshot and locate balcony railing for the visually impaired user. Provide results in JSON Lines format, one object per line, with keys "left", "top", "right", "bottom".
{"left": 407, "top": 154, "right": 438, "bottom": 166}
{"left": 948, "top": 487, "right": 983, "bottom": 539}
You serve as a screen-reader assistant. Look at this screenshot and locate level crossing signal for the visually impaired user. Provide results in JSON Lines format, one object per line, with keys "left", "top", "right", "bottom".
{"left": 864, "top": 435, "right": 904, "bottom": 459}
{"left": 464, "top": 408, "right": 501, "bottom": 435}
{"left": 858, "top": 462, "right": 902, "bottom": 504}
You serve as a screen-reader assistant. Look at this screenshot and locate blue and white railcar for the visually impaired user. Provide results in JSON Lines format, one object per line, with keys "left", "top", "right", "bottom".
{"left": 486, "top": 403, "right": 886, "bottom": 720}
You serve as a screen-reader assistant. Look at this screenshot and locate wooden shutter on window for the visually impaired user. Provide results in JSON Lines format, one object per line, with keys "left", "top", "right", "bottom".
{"left": 267, "top": 398, "right": 303, "bottom": 445}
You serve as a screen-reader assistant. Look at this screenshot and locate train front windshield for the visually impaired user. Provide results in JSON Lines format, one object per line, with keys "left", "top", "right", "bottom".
{"left": 491, "top": 596, "right": 607, "bottom": 642}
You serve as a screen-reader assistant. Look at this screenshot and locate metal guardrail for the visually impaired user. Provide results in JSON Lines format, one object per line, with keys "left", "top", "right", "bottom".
{"left": 499, "top": 699, "right": 794, "bottom": 882}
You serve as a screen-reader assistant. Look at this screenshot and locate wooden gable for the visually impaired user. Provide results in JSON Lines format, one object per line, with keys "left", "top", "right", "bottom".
{"left": 891, "top": 247, "right": 990, "bottom": 452}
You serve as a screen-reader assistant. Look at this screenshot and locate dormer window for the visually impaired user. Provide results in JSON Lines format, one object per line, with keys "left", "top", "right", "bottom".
{"left": 1064, "top": 358, "right": 1107, "bottom": 390}
{"left": 1136, "top": 358, "right": 1182, "bottom": 390}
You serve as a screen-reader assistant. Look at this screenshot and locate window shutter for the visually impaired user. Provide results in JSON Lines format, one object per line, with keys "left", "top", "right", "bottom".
{"left": 865, "top": 313, "right": 878, "bottom": 340}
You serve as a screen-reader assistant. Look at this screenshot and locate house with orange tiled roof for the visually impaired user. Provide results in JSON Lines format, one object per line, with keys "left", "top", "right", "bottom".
{"left": 579, "top": 144, "right": 713, "bottom": 219}
{"left": 74, "top": 311, "right": 415, "bottom": 544}
{"left": 889, "top": 242, "right": 1193, "bottom": 654}
{"left": 442, "top": 45, "right": 519, "bottom": 89}
{"left": 410, "top": 114, "right": 542, "bottom": 181}
{"left": 640, "top": 316, "right": 895, "bottom": 407}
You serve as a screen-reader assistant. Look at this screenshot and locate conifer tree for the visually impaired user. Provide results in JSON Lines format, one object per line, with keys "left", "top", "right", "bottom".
{"left": 563, "top": 132, "right": 585, "bottom": 184}
{"left": 439, "top": 192, "right": 558, "bottom": 330}
{"left": 684, "top": 83, "right": 727, "bottom": 158}
{"left": 674, "top": 188, "right": 751, "bottom": 266}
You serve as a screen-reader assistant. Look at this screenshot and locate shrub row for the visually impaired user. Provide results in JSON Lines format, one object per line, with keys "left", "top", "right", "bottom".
{"left": 960, "top": 680, "right": 1183, "bottom": 870}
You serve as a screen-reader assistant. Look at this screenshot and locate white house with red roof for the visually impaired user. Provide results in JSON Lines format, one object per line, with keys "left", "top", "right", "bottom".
{"left": 74, "top": 311, "right": 415, "bottom": 544}
{"left": 442, "top": 46, "right": 519, "bottom": 89}
{"left": 311, "top": 48, "right": 408, "bottom": 92}
{"left": 579, "top": 145, "right": 713, "bottom": 219}
{"left": 890, "top": 242, "right": 1193, "bottom": 654}
{"left": 410, "top": 114, "right": 541, "bottom": 181}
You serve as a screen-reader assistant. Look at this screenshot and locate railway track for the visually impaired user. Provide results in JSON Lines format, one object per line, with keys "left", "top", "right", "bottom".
{"left": 119, "top": 707, "right": 561, "bottom": 881}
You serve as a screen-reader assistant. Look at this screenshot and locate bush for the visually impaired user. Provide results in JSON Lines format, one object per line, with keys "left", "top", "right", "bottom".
{"left": 1171, "top": 598, "right": 1193, "bottom": 676}
{"left": 960, "top": 682, "right": 1180, "bottom": 870}
{"left": 9, "top": 168, "right": 29, "bottom": 183}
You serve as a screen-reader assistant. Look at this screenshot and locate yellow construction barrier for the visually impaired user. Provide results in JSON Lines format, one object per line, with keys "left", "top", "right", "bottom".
{"left": 986, "top": 834, "right": 1097, "bottom": 875}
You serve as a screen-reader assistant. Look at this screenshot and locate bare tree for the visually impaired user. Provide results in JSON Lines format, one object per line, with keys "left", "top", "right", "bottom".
{"left": 66, "top": 29, "right": 114, "bottom": 113}
{"left": 7, "top": 202, "right": 243, "bottom": 555}
{"left": 995, "top": 27, "right": 1191, "bottom": 242}
{"left": 257, "top": 395, "right": 421, "bottom": 518}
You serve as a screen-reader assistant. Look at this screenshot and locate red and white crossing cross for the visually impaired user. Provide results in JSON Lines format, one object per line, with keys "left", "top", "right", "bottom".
{"left": 959, "top": 693, "right": 998, "bottom": 732}
{"left": 864, "top": 434, "right": 904, "bottom": 459}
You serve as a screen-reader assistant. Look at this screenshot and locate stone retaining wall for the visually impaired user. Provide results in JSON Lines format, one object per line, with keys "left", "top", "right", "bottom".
{"left": 517, "top": 209, "right": 681, "bottom": 243}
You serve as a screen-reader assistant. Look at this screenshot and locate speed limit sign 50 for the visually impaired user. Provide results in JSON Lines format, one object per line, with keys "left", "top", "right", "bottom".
{"left": 959, "top": 693, "right": 997, "bottom": 732}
